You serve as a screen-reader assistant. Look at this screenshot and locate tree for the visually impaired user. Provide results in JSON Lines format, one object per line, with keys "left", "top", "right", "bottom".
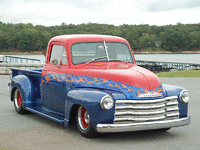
{"left": 0, "top": 22, "right": 199, "bottom": 52}
{"left": 125, "top": 29, "right": 140, "bottom": 50}
{"left": 160, "top": 30, "right": 177, "bottom": 51}
{"left": 189, "top": 31, "right": 200, "bottom": 50}
{"left": 0, "top": 30, "right": 8, "bottom": 50}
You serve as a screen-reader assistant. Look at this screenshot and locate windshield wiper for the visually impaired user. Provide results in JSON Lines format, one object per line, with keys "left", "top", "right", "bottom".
{"left": 86, "top": 56, "right": 108, "bottom": 64}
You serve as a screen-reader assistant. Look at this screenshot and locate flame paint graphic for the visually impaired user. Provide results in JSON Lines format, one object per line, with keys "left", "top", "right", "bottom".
{"left": 41, "top": 74, "right": 163, "bottom": 97}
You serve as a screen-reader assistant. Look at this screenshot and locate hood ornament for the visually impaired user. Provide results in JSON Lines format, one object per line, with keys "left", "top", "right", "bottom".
{"left": 138, "top": 92, "right": 163, "bottom": 98}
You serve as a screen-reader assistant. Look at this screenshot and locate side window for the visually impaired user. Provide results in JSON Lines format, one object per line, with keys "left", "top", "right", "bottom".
{"left": 50, "top": 45, "right": 67, "bottom": 65}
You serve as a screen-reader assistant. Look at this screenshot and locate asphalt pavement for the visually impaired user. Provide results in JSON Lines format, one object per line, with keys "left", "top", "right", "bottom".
{"left": 0, "top": 75, "right": 200, "bottom": 150}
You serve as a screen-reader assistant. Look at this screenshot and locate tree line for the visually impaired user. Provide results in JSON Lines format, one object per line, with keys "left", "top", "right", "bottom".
{"left": 0, "top": 21, "right": 200, "bottom": 52}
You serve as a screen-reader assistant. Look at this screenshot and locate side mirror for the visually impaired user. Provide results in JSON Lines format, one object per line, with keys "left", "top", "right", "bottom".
{"left": 51, "top": 59, "right": 58, "bottom": 65}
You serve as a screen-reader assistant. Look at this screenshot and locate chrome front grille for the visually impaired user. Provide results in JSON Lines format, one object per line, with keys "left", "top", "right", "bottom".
{"left": 114, "top": 96, "right": 179, "bottom": 124}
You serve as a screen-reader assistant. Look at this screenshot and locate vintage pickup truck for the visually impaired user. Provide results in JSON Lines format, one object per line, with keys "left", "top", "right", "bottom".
{"left": 9, "top": 34, "right": 191, "bottom": 138}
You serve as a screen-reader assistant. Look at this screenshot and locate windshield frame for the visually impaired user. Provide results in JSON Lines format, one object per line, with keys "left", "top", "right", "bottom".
{"left": 71, "top": 41, "right": 134, "bottom": 65}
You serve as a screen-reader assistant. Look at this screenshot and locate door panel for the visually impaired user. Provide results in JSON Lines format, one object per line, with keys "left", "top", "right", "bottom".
{"left": 41, "top": 44, "right": 69, "bottom": 113}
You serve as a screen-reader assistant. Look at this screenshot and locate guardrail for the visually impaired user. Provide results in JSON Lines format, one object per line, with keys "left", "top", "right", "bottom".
{"left": 136, "top": 60, "right": 200, "bottom": 72}
{"left": 0, "top": 63, "right": 44, "bottom": 74}
{"left": 0, "top": 55, "right": 41, "bottom": 64}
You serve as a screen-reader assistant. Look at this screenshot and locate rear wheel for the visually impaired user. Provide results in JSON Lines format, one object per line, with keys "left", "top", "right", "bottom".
{"left": 77, "top": 106, "right": 99, "bottom": 138}
{"left": 13, "top": 88, "right": 28, "bottom": 114}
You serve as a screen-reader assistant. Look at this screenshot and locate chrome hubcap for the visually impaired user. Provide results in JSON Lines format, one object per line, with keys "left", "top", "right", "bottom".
{"left": 78, "top": 106, "right": 90, "bottom": 130}
{"left": 14, "top": 89, "right": 21, "bottom": 108}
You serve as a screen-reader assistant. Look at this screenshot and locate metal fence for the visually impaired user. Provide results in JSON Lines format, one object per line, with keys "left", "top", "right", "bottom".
{"left": 136, "top": 60, "right": 200, "bottom": 72}
{"left": 0, "top": 63, "right": 44, "bottom": 74}
{"left": 0, "top": 55, "right": 41, "bottom": 64}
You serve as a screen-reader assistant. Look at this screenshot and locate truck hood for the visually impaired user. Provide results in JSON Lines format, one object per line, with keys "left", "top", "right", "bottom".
{"left": 42, "top": 63, "right": 163, "bottom": 99}
{"left": 68, "top": 63, "right": 163, "bottom": 99}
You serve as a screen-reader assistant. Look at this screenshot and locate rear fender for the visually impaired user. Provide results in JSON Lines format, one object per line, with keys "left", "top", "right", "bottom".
{"left": 10, "top": 75, "right": 33, "bottom": 108}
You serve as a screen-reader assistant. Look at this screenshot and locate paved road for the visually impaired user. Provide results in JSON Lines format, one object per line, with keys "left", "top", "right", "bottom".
{"left": 0, "top": 75, "right": 200, "bottom": 150}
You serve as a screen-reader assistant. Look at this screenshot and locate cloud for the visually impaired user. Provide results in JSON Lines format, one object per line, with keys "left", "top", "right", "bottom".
{"left": 62, "top": 0, "right": 110, "bottom": 11}
{"left": 0, "top": 0, "right": 146, "bottom": 26}
{"left": 147, "top": 0, "right": 200, "bottom": 12}
{"left": 0, "top": 0, "right": 200, "bottom": 26}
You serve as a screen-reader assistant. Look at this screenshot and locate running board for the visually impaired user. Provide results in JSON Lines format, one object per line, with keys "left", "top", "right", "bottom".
{"left": 26, "top": 107, "right": 65, "bottom": 123}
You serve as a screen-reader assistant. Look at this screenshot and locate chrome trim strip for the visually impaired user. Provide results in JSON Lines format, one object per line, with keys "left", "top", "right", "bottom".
{"left": 96, "top": 116, "right": 191, "bottom": 133}
{"left": 166, "top": 107, "right": 179, "bottom": 111}
{"left": 166, "top": 112, "right": 180, "bottom": 117}
{"left": 114, "top": 115, "right": 166, "bottom": 122}
{"left": 115, "top": 96, "right": 178, "bottom": 104}
{"left": 116, "top": 98, "right": 166, "bottom": 104}
{"left": 166, "top": 101, "right": 178, "bottom": 106}
{"left": 116, "top": 103, "right": 165, "bottom": 109}
{"left": 165, "top": 96, "right": 178, "bottom": 100}
{"left": 115, "top": 110, "right": 165, "bottom": 115}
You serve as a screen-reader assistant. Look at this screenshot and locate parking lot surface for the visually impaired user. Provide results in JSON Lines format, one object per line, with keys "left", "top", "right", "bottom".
{"left": 0, "top": 75, "right": 200, "bottom": 150}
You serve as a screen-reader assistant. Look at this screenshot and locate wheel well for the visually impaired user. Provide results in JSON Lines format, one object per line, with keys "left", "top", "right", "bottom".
{"left": 11, "top": 87, "right": 17, "bottom": 101}
{"left": 69, "top": 104, "right": 80, "bottom": 125}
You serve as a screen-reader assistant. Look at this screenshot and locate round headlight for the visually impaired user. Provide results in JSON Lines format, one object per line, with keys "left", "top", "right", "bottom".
{"left": 100, "top": 95, "right": 114, "bottom": 110}
{"left": 180, "top": 90, "right": 191, "bottom": 103}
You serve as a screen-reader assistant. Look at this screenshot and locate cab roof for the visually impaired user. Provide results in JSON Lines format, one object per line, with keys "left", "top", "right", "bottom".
{"left": 49, "top": 34, "right": 129, "bottom": 44}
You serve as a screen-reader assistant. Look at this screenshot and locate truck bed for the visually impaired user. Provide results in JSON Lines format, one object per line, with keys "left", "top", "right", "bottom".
{"left": 10, "top": 68, "right": 42, "bottom": 77}
{"left": 10, "top": 68, "right": 65, "bottom": 123}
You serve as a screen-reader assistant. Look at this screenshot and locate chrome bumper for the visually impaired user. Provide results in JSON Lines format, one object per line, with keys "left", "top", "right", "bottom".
{"left": 96, "top": 116, "right": 191, "bottom": 133}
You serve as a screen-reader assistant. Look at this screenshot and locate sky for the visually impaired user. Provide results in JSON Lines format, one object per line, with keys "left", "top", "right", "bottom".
{"left": 0, "top": 0, "right": 200, "bottom": 26}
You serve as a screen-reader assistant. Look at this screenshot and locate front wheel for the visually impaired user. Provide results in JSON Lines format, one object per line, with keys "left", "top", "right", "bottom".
{"left": 77, "top": 106, "right": 99, "bottom": 138}
{"left": 13, "top": 88, "right": 29, "bottom": 114}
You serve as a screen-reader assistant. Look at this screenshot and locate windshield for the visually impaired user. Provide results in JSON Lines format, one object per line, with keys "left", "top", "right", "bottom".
{"left": 71, "top": 42, "right": 134, "bottom": 64}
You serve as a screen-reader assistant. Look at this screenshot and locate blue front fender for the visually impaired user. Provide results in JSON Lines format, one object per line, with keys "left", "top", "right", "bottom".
{"left": 64, "top": 88, "right": 126, "bottom": 130}
{"left": 162, "top": 84, "right": 188, "bottom": 118}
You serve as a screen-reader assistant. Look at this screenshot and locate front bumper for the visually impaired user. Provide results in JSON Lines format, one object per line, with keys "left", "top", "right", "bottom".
{"left": 96, "top": 116, "right": 191, "bottom": 133}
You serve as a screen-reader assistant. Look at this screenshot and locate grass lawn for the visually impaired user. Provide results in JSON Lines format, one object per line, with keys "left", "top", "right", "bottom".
{"left": 156, "top": 70, "right": 200, "bottom": 77}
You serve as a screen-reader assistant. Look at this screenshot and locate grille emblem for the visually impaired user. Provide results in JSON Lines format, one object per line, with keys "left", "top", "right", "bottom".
{"left": 138, "top": 92, "right": 163, "bottom": 97}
